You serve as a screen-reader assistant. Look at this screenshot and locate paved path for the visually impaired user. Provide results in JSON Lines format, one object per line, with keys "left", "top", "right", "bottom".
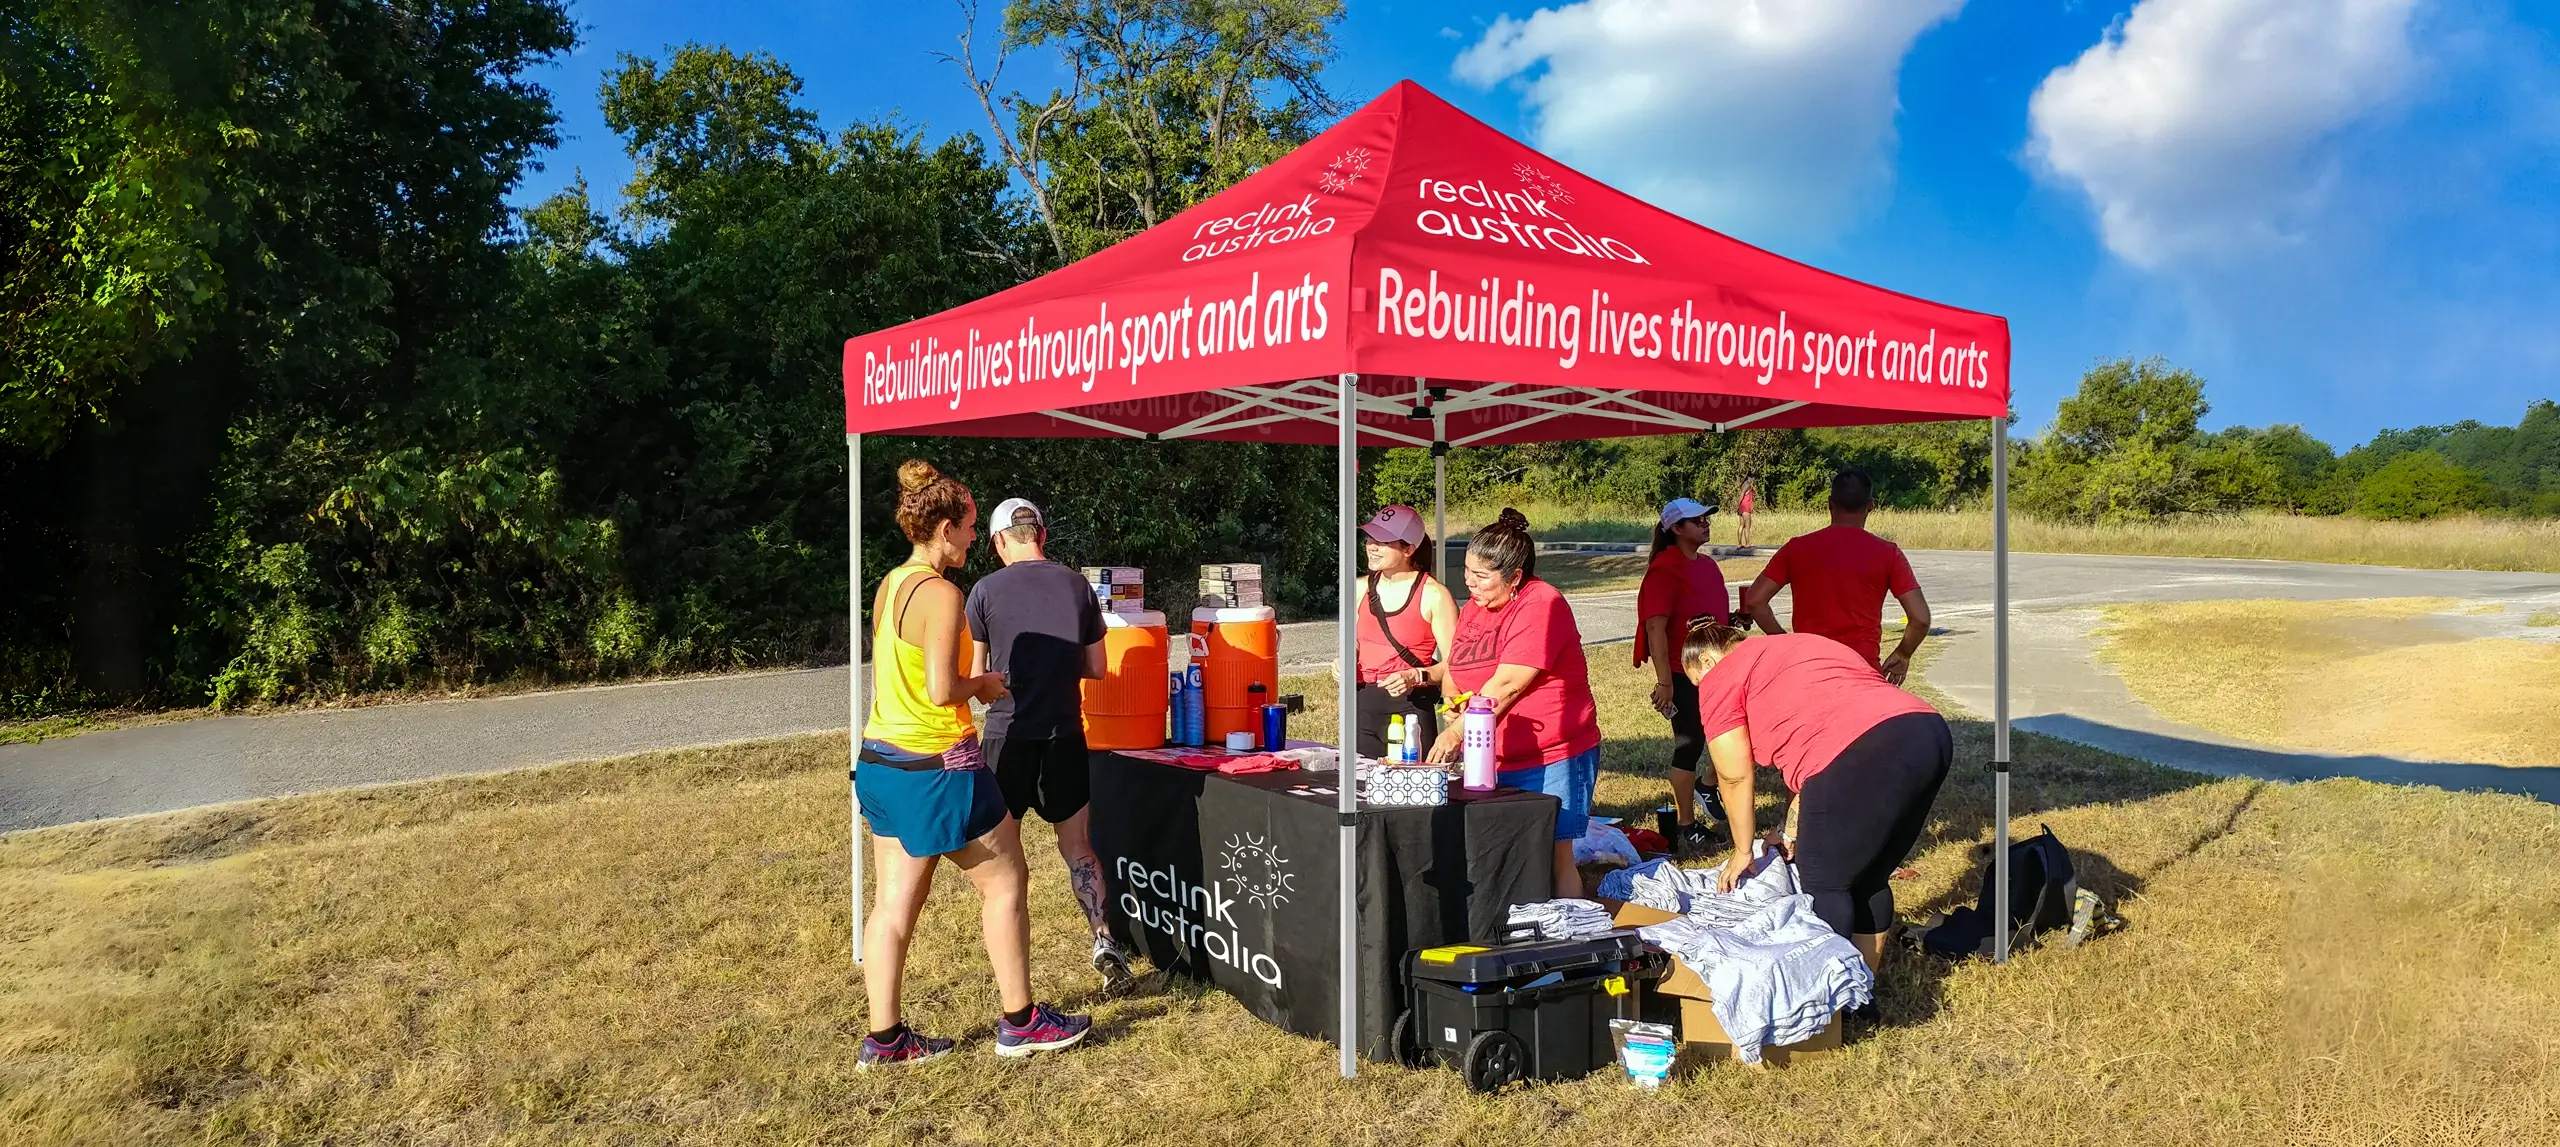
{"left": 0, "top": 668, "right": 856, "bottom": 832}
{"left": 8, "top": 552, "right": 2558, "bottom": 832}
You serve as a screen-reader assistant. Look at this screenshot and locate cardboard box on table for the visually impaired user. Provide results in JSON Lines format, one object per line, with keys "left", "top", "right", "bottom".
{"left": 1610, "top": 902, "right": 1842, "bottom": 1067}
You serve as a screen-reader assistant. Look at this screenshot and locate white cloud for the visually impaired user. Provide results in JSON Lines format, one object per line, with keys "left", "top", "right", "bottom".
{"left": 1454, "top": 0, "right": 1965, "bottom": 245}
{"left": 2027, "top": 0, "right": 2425, "bottom": 268}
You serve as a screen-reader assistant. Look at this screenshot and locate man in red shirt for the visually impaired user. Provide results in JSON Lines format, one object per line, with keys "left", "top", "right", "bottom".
{"left": 1741, "top": 470, "right": 1933, "bottom": 684}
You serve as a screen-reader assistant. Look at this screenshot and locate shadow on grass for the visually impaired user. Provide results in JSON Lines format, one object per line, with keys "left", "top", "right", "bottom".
{"left": 2018, "top": 714, "right": 2560, "bottom": 804}
{"left": 1589, "top": 715, "right": 2250, "bottom": 1031}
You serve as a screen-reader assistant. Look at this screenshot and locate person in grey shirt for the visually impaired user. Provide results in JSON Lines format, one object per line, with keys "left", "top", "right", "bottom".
{"left": 966, "top": 497, "right": 1133, "bottom": 995}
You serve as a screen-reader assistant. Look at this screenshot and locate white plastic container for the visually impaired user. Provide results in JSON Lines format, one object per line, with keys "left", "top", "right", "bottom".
{"left": 1461, "top": 695, "right": 1499, "bottom": 791}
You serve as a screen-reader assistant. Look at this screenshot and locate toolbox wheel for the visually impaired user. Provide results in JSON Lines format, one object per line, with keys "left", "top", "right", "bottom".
{"left": 1461, "top": 1031, "right": 1525, "bottom": 1092}
{"left": 1389, "top": 1008, "right": 1425, "bottom": 1068}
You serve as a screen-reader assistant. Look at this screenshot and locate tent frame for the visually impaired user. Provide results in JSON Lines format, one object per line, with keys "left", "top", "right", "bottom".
{"left": 975, "top": 376, "right": 1815, "bottom": 446}
{"left": 845, "top": 382, "right": 2013, "bottom": 1080}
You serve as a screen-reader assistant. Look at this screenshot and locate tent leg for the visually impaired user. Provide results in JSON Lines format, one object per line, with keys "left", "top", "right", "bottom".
{"left": 1336, "top": 373, "right": 1361, "bottom": 1078}
{"left": 1991, "top": 419, "right": 2011, "bottom": 963}
{"left": 849, "top": 433, "right": 866, "bottom": 968}
{"left": 1432, "top": 439, "right": 1447, "bottom": 572}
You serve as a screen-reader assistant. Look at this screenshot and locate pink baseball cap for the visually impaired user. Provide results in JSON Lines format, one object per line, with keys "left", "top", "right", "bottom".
{"left": 1361, "top": 504, "right": 1426, "bottom": 546}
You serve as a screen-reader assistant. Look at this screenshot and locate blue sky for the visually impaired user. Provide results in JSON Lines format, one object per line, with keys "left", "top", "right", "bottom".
{"left": 514, "top": 0, "right": 2560, "bottom": 446}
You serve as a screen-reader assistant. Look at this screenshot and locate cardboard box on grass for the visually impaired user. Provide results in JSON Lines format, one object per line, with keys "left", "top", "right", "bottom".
{"left": 1611, "top": 901, "right": 1842, "bottom": 1067}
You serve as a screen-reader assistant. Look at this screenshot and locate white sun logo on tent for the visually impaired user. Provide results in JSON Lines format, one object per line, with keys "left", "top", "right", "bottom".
{"left": 1512, "top": 163, "right": 1574, "bottom": 205}
{"left": 1319, "top": 147, "right": 1372, "bottom": 195}
{"left": 1220, "top": 833, "right": 1296, "bottom": 908}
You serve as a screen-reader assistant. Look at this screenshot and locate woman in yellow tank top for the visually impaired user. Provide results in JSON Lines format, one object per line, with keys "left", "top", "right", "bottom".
{"left": 856, "top": 460, "right": 1090, "bottom": 1067}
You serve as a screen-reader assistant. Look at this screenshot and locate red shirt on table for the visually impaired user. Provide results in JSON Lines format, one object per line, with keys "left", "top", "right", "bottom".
{"left": 1759, "top": 524, "right": 1919, "bottom": 667}
{"left": 1632, "top": 549, "right": 1730, "bottom": 666}
{"left": 1447, "top": 577, "right": 1601, "bottom": 769}
{"left": 1693, "top": 633, "right": 1936, "bottom": 792}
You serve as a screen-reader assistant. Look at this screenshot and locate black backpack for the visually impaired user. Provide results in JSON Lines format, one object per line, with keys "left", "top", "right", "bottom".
{"left": 1918, "top": 825, "right": 2080, "bottom": 959}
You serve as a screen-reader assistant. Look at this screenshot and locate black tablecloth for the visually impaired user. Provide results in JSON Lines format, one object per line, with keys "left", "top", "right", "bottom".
{"left": 1089, "top": 752, "right": 1557, "bottom": 1060}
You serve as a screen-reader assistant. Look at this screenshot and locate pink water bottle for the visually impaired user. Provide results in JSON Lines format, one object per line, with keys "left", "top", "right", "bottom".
{"left": 1461, "top": 696, "right": 1499, "bottom": 791}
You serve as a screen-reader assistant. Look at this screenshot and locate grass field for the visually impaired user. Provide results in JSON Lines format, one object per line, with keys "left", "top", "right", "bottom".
{"left": 2092, "top": 597, "right": 2560, "bottom": 767}
{"left": 1455, "top": 500, "right": 2560, "bottom": 573}
{"left": 4, "top": 653, "right": 2556, "bottom": 1145}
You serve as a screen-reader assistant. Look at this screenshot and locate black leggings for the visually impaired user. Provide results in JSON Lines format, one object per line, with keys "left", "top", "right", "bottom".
{"left": 1667, "top": 673, "right": 1705, "bottom": 776}
{"left": 1792, "top": 712, "right": 1953, "bottom": 938}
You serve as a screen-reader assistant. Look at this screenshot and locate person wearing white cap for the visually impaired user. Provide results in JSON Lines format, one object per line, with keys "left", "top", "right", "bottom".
{"left": 1352, "top": 504, "right": 1457, "bottom": 759}
{"left": 964, "top": 495, "right": 1136, "bottom": 996}
{"left": 1636, "top": 496, "right": 1732, "bottom": 854}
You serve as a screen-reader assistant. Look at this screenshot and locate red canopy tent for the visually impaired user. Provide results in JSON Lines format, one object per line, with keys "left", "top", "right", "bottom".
{"left": 842, "top": 81, "right": 2018, "bottom": 1077}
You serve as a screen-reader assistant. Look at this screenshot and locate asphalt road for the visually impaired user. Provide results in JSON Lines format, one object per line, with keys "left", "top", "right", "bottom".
{"left": 8, "top": 551, "right": 2558, "bottom": 832}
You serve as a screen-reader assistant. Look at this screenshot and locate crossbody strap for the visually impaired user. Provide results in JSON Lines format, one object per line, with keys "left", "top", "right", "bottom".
{"left": 1367, "top": 576, "right": 1430, "bottom": 670}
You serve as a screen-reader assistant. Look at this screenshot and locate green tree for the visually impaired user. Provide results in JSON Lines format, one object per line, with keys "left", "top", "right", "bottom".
{"left": 2353, "top": 451, "right": 2492, "bottom": 520}
{"left": 0, "top": 3, "right": 226, "bottom": 452}
{"left": 2047, "top": 356, "right": 2208, "bottom": 457}
{"left": 950, "top": 0, "right": 1343, "bottom": 264}
{"left": 1, "top": 0, "right": 576, "bottom": 699}
{"left": 2018, "top": 358, "right": 2223, "bottom": 523}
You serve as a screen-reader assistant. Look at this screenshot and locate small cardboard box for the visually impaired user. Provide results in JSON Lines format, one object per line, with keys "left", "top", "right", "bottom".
{"left": 1613, "top": 902, "right": 1842, "bottom": 1067}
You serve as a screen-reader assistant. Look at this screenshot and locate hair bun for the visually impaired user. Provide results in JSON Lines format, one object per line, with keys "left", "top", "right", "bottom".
{"left": 1494, "top": 507, "right": 1531, "bottom": 532}
{"left": 897, "top": 459, "right": 940, "bottom": 494}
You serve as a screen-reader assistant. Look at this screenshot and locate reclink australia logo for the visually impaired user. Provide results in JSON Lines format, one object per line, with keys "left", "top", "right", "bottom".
{"left": 1178, "top": 146, "right": 1370, "bottom": 264}
{"left": 1413, "top": 161, "right": 1645, "bottom": 265}
{"left": 1114, "top": 848, "right": 1287, "bottom": 987}
{"left": 1220, "top": 832, "right": 1296, "bottom": 908}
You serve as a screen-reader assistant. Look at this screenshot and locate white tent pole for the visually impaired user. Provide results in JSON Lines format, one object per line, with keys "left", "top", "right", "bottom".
{"left": 1336, "top": 373, "right": 1361, "bottom": 1078}
{"left": 1991, "top": 418, "right": 2011, "bottom": 963}
{"left": 849, "top": 433, "right": 866, "bottom": 967}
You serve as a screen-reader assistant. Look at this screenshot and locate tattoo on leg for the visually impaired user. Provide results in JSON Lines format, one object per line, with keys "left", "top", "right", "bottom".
{"left": 1067, "top": 855, "right": 1112, "bottom": 935}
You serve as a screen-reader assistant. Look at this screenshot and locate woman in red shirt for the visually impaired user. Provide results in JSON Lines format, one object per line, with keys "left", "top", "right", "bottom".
{"left": 1635, "top": 496, "right": 1730, "bottom": 853}
{"left": 1682, "top": 625, "right": 1951, "bottom": 986}
{"left": 1353, "top": 504, "right": 1458, "bottom": 758}
{"left": 1426, "top": 509, "right": 1603, "bottom": 897}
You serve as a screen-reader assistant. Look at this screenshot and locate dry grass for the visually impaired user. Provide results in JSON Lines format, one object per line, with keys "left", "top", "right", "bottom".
{"left": 2094, "top": 598, "right": 2560, "bottom": 767}
{"left": 4, "top": 654, "right": 2557, "bottom": 1144}
{"left": 1460, "top": 500, "right": 2560, "bottom": 573}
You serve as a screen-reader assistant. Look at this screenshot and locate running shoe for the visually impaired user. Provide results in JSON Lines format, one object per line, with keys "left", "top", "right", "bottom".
{"left": 1692, "top": 779, "right": 1730, "bottom": 824}
{"left": 994, "top": 1003, "right": 1092, "bottom": 1058}
{"left": 857, "top": 1027, "right": 955, "bottom": 1070}
{"left": 1678, "top": 820, "right": 1721, "bottom": 856}
{"left": 1091, "top": 933, "right": 1138, "bottom": 996}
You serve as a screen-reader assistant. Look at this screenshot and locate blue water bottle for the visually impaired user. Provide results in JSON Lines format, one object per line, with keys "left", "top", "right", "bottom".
{"left": 1181, "top": 664, "right": 1206, "bottom": 747}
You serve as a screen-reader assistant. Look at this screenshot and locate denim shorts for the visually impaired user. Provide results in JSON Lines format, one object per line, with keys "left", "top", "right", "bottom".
{"left": 1499, "top": 744, "right": 1600, "bottom": 841}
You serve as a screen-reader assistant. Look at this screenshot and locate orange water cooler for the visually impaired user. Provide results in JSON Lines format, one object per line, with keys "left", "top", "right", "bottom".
{"left": 1190, "top": 605, "right": 1278, "bottom": 743}
{"left": 1081, "top": 611, "right": 1169, "bottom": 750}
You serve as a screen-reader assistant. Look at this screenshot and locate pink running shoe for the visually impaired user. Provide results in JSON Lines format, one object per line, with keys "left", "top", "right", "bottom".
{"left": 994, "top": 1003, "right": 1091, "bottom": 1058}
{"left": 858, "top": 1027, "right": 955, "bottom": 1070}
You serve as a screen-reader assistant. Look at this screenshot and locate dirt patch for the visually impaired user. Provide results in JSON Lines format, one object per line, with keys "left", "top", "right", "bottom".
{"left": 2096, "top": 598, "right": 2560, "bottom": 767}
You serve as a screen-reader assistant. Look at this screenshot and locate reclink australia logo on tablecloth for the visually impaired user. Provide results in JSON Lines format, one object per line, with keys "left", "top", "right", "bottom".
{"left": 1114, "top": 845, "right": 1288, "bottom": 987}
{"left": 1220, "top": 832, "right": 1297, "bottom": 908}
{"left": 1180, "top": 146, "right": 1372, "bottom": 265}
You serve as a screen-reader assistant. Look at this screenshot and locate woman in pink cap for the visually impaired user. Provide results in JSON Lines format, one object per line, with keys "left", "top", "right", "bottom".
{"left": 1353, "top": 504, "right": 1457, "bottom": 758}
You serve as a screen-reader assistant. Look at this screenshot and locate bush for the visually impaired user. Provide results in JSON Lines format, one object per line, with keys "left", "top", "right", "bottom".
{"left": 2353, "top": 451, "right": 2493, "bottom": 520}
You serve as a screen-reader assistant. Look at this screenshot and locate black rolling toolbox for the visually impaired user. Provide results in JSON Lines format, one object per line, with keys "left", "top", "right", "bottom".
{"left": 1394, "top": 932, "right": 1665, "bottom": 1092}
